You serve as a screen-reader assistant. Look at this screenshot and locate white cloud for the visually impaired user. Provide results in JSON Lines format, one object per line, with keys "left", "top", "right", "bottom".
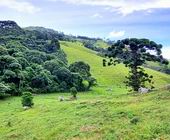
{"left": 162, "top": 47, "right": 170, "bottom": 59}
{"left": 91, "top": 13, "right": 103, "bottom": 18}
{"left": 0, "top": 0, "right": 40, "bottom": 14}
{"left": 108, "top": 30, "right": 125, "bottom": 38}
{"left": 53, "top": 0, "right": 170, "bottom": 16}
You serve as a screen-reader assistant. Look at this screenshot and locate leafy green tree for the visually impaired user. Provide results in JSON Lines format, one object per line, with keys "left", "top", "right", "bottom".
{"left": 69, "top": 61, "right": 96, "bottom": 90}
{"left": 0, "top": 55, "right": 17, "bottom": 75}
{"left": 0, "top": 83, "right": 10, "bottom": 99}
{"left": 3, "top": 68, "right": 23, "bottom": 95}
{"left": 0, "top": 46, "right": 8, "bottom": 55}
{"left": 16, "top": 57, "right": 30, "bottom": 69}
{"left": 104, "top": 38, "right": 169, "bottom": 91}
{"left": 31, "top": 72, "right": 51, "bottom": 89}
{"left": 69, "top": 61, "right": 91, "bottom": 77}
{"left": 54, "top": 67, "right": 72, "bottom": 84}
{"left": 59, "top": 81, "right": 68, "bottom": 92}
{"left": 44, "top": 59, "right": 65, "bottom": 74}
{"left": 6, "top": 40, "right": 28, "bottom": 53}
{"left": 24, "top": 50, "right": 47, "bottom": 64}
{"left": 31, "top": 69, "right": 52, "bottom": 92}
{"left": 21, "top": 92, "right": 34, "bottom": 107}
{"left": 71, "top": 73, "right": 83, "bottom": 91}
{"left": 70, "top": 87, "right": 77, "bottom": 99}
{"left": 9, "top": 62, "right": 22, "bottom": 72}
{"left": 45, "top": 39, "right": 60, "bottom": 53}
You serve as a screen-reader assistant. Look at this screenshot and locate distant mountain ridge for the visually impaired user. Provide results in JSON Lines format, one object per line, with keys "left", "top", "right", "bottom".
{"left": 0, "top": 20, "right": 112, "bottom": 45}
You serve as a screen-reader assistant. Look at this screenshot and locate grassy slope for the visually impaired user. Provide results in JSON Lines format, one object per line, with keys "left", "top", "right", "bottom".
{"left": 61, "top": 41, "right": 170, "bottom": 89}
{"left": 95, "top": 40, "right": 109, "bottom": 48}
{"left": 0, "top": 41, "right": 170, "bottom": 140}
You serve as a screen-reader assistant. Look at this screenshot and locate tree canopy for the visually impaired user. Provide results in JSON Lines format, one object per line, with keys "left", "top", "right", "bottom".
{"left": 104, "top": 38, "right": 169, "bottom": 91}
{"left": 0, "top": 21, "right": 96, "bottom": 97}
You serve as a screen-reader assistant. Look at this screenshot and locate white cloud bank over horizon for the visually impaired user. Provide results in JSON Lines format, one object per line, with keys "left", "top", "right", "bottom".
{"left": 52, "top": 0, "right": 170, "bottom": 15}
{"left": 108, "top": 30, "right": 125, "bottom": 38}
{"left": 0, "top": 0, "right": 40, "bottom": 14}
{"left": 162, "top": 47, "right": 170, "bottom": 59}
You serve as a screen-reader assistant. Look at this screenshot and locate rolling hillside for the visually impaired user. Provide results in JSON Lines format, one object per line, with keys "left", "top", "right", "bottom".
{"left": 0, "top": 22, "right": 170, "bottom": 140}
{"left": 61, "top": 41, "right": 170, "bottom": 90}
{"left": 0, "top": 40, "right": 170, "bottom": 140}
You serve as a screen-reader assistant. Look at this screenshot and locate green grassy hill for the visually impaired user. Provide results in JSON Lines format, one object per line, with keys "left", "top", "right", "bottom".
{"left": 94, "top": 40, "right": 110, "bottom": 48}
{"left": 61, "top": 41, "right": 170, "bottom": 89}
{"left": 0, "top": 41, "right": 170, "bottom": 140}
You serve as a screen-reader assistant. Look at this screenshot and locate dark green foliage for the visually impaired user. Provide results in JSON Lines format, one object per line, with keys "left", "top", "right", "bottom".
{"left": 69, "top": 61, "right": 91, "bottom": 77}
{"left": 16, "top": 57, "right": 29, "bottom": 69}
{"left": 2, "top": 67, "right": 23, "bottom": 96}
{"left": 69, "top": 61, "right": 96, "bottom": 90}
{"left": 24, "top": 26, "right": 67, "bottom": 41}
{"left": 31, "top": 71, "right": 52, "bottom": 91}
{"left": 0, "top": 83, "right": 10, "bottom": 99}
{"left": 21, "top": 92, "right": 34, "bottom": 107}
{"left": 58, "top": 81, "right": 68, "bottom": 92}
{"left": 55, "top": 67, "right": 72, "bottom": 83}
{"left": 0, "top": 21, "right": 25, "bottom": 36}
{"left": 45, "top": 39, "right": 60, "bottom": 53}
{"left": 44, "top": 60, "right": 65, "bottom": 74}
{"left": 70, "top": 87, "right": 77, "bottom": 98}
{"left": 104, "top": 38, "right": 169, "bottom": 91}
{"left": 71, "top": 73, "right": 83, "bottom": 91}
{"left": 0, "top": 46, "right": 8, "bottom": 55}
{"left": 0, "top": 21, "right": 95, "bottom": 96}
{"left": 0, "top": 55, "right": 17, "bottom": 74}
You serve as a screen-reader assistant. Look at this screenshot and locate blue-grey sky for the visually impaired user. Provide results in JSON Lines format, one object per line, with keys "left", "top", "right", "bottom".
{"left": 0, "top": 0, "right": 170, "bottom": 58}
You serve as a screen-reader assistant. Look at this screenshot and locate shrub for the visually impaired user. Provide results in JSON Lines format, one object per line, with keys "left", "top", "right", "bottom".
{"left": 21, "top": 92, "right": 34, "bottom": 107}
{"left": 70, "top": 87, "right": 77, "bottom": 98}
{"left": 0, "top": 83, "right": 10, "bottom": 99}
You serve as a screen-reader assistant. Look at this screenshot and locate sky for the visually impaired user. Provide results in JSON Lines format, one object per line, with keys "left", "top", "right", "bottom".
{"left": 0, "top": 0, "right": 170, "bottom": 58}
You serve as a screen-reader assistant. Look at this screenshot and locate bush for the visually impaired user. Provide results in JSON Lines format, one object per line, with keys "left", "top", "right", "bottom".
{"left": 0, "top": 83, "right": 10, "bottom": 99}
{"left": 21, "top": 92, "right": 34, "bottom": 107}
{"left": 6, "top": 83, "right": 22, "bottom": 96}
{"left": 70, "top": 87, "right": 77, "bottom": 98}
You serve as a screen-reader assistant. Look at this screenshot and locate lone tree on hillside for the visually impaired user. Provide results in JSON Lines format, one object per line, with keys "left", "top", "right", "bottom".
{"left": 103, "top": 38, "right": 169, "bottom": 91}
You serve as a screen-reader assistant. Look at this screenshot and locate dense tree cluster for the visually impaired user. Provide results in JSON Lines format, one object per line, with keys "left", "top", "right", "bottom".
{"left": 0, "top": 21, "right": 96, "bottom": 98}
{"left": 104, "top": 38, "right": 169, "bottom": 91}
